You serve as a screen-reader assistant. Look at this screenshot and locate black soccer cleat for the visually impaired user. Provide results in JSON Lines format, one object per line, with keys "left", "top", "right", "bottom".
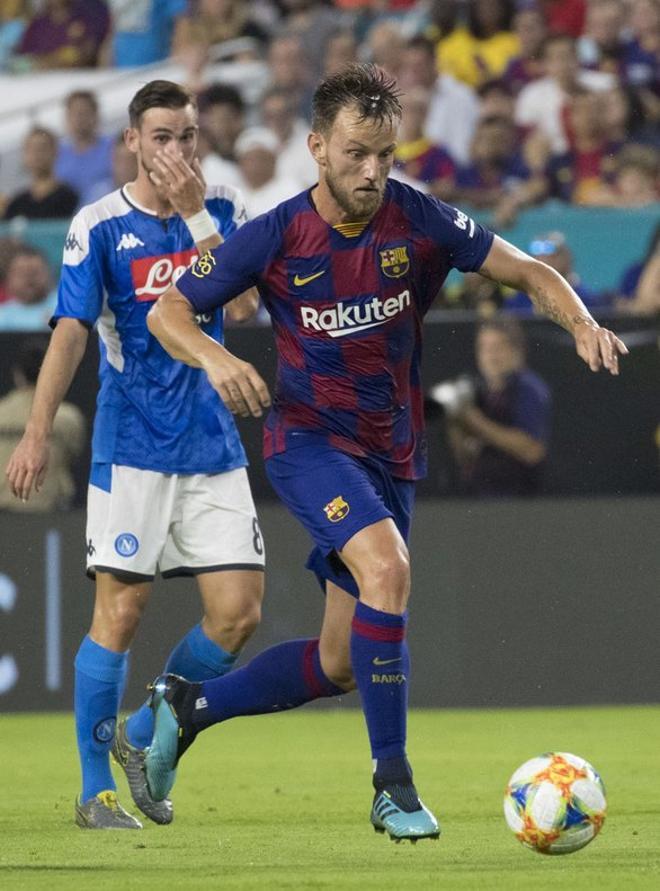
{"left": 144, "top": 674, "right": 200, "bottom": 802}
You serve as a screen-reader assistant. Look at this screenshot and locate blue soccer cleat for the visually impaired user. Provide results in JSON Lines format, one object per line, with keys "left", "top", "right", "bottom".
{"left": 370, "top": 786, "right": 441, "bottom": 843}
{"left": 144, "top": 674, "right": 200, "bottom": 802}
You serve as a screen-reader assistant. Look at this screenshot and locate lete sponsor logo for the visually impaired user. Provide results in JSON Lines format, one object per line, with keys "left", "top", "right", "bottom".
{"left": 300, "top": 289, "right": 411, "bottom": 338}
{"left": 131, "top": 248, "right": 198, "bottom": 302}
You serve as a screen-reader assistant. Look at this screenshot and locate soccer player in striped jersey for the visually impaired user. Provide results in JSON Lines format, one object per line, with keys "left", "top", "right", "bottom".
{"left": 143, "top": 65, "right": 627, "bottom": 842}
{"left": 5, "top": 81, "right": 266, "bottom": 830}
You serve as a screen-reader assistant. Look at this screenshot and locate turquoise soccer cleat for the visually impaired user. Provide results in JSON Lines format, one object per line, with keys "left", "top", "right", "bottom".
{"left": 370, "top": 787, "right": 441, "bottom": 843}
{"left": 144, "top": 674, "right": 200, "bottom": 802}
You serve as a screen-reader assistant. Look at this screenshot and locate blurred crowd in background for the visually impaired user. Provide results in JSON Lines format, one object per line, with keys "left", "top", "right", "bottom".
{"left": 0, "top": 0, "right": 659, "bottom": 326}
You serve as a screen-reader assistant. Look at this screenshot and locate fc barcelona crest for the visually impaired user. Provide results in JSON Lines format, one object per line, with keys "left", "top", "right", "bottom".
{"left": 324, "top": 496, "right": 350, "bottom": 523}
{"left": 379, "top": 246, "right": 410, "bottom": 278}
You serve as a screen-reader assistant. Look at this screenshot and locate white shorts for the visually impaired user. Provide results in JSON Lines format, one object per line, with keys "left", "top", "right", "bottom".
{"left": 86, "top": 465, "right": 265, "bottom": 580}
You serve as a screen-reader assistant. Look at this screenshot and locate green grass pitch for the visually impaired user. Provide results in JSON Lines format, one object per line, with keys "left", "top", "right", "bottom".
{"left": 1, "top": 705, "right": 658, "bottom": 890}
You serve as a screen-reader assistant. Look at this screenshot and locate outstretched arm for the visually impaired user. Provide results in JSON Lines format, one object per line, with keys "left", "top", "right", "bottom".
{"left": 147, "top": 286, "right": 270, "bottom": 418}
{"left": 479, "top": 236, "right": 628, "bottom": 374}
{"left": 5, "top": 318, "right": 89, "bottom": 501}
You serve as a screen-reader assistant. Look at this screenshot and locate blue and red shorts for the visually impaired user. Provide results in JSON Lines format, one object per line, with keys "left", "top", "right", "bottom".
{"left": 265, "top": 437, "right": 415, "bottom": 597}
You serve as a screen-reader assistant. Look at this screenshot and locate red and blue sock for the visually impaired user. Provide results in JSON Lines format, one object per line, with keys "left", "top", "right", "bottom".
{"left": 350, "top": 601, "right": 411, "bottom": 786}
{"left": 192, "top": 638, "right": 343, "bottom": 726}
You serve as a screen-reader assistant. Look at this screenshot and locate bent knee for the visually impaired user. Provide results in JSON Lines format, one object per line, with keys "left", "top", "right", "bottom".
{"left": 204, "top": 600, "right": 262, "bottom": 651}
{"left": 319, "top": 653, "right": 355, "bottom": 692}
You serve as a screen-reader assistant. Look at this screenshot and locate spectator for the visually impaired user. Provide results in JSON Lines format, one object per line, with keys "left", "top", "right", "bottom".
{"left": 267, "top": 33, "right": 315, "bottom": 120}
{"left": 84, "top": 132, "right": 138, "bottom": 204}
{"left": 545, "top": 88, "right": 622, "bottom": 204}
{"left": 608, "top": 143, "right": 660, "bottom": 205}
{"left": 198, "top": 83, "right": 245, "bottom": 190}
{"left": 0, "top": 0, "right": 28, "bottom": 70}
{"left": 616, "top": 222, "right": 660, "bottom": 314}
{"left": 363, "top": 19, "right": 406, "bottom": 80}
{"left": 4, "top": 127, "right": 78, "bottom": 221}
{"left": 616, "top": 221, "right": 660, "bottom": 304}
{"left": 260, "top": 87, "right": 317, "bottom": 189}
{"left": 578, "top": 0, "right": 627, "bottom": 76}
{"left": 234, "top": 127, "right": 301, "bottom": 218}
{"left": 452, "top": 116, "right": 547, "bottom": 226}
{"left": 399, "top": 35, "right": 480, "bottom": 165}
{"left": 0, "top": 246, "right": 57, "bottom": 331}
{"left": 515, "top": 33, "right": 616, "bottom": 153}
{"left": 101, "top": 0, "right": 186, "bottom": 67}
{"left": 172, "top": 0, "right": 268, "bottom": 71}
{"left": 322, "top": 29, "right": 358, "bottom": 77}
{"left": 503, "top": 5, "right": 548, "bottom": 94}
{"left": 540, "top": 0, "right": 587, "bottom": 37}
{"left": 431, "top": 317, "right": 552, "bottom": 496}
{"left": 279, "top": 0, "right": 350, "bottom": 76}
{"left": 0, "top": 338, "right": 84, "bottom": 512}
{"left": 621, "top": 0, "right": 660, "bottom": 93}
{"left": 14, "top": 0, "right": 109, "bottom": 70}
{"left": 601, "top": 83, "right": 659, "bottom": 147}
{"left": 477, "top": 78, "right": 516, "bottom": 121}
{"left": 393, "top": 86, "right": 455, "bottom": 196}
{"left": 55, "top": 90, "right": 113, "bottom": 207}
{"left": 505, "top": 231, "right": 606, "bottom": 313}
{"left": 436, "top": 0, "right": 520, "bottom": 89}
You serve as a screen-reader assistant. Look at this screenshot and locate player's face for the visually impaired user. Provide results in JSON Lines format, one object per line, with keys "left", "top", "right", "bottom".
{"left": 127, "top": 105, "right": 199, "bottom": 187}
{"left": 316, "top": 106, "right": 398, "bottom": 220}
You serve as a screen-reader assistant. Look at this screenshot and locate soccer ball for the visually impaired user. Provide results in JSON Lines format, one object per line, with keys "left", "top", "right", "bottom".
{"left": 503, "top": 752, "right": 606, "bottom": 855}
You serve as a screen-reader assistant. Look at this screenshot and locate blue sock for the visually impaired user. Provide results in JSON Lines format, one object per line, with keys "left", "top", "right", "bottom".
{"left": 351, "top": 602, "right": 410, "bottom": 781}
{"left": 192, "top": 638, "right": 343, "bottom": 727}
{"left": 74, "top": 636, "right": 128, "bottom": 802}
{"left": 126, "top": 623, "right": 238, "bottom": 749}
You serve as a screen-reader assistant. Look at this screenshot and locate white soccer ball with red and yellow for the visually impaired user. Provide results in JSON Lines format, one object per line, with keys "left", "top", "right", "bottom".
{"left": 503, "top": 752, "right": 606, "bottom": 855}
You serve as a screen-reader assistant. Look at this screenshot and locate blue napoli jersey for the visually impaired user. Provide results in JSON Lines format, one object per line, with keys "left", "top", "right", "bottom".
{"left": 54, "top": 185, "right": 248, "bottom": 473}
{"left": 177, "top": 179, "right": 494, "bottom": 480}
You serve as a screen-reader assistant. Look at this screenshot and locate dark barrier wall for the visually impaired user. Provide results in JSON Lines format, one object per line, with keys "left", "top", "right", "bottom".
{"left": 1, "top": 316, "right": 658, "bottom": 504}
{"left": 1, "top": 497, "right": 658, "bottom": 712}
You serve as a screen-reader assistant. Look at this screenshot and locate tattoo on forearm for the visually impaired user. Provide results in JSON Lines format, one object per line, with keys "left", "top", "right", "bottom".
{"left": 530, "top": 286, "right": 595, "bottom": 332}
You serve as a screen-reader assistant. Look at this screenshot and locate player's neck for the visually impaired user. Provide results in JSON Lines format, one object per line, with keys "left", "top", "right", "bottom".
{"left": 310, "top": 183, "right": 375, "bottom": 227}
{"left": 127, "top": 177, "right": 175, "bottom": 218}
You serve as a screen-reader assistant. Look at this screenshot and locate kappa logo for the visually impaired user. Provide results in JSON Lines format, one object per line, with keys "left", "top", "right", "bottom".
{"left": 64, "top": 233, "right": 83, "bottom": 252}
{"left": 379, "top": 246, "right": 409, "bottom": 278}
{"left": 324, "top": 496, "right": 350, "bottom": 522}
{"left": 301, "top": 289, "right": 410, "bottom": 338}
{"left": 116, "top": 232, "right": 145, "bottom": 251}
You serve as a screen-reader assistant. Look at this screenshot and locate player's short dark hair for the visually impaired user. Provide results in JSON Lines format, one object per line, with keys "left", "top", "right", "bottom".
{"left": 128, "top": 80, "right": 197, "bottom": 127}
{"left": 197, "top": 82, "right": 245, "bottom": 115}
{"left": 312, "top": 63, "right": 402, "bottom": 134}
{"left": 65, "top": 90, "right": 98, "bottom": 112}
{"left": 477, "top": 317, "right": 527, "bottom": 355}
{"left": 13, "top": 337, "right": 47, "bottom": 385}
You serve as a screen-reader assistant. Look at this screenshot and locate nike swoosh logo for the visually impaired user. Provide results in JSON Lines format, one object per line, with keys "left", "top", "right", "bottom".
{"left": 294, "top": 270, "right": 326, "bottom": 286}
{"left": 372, "top": 657, "right": 402, "bottom": 667}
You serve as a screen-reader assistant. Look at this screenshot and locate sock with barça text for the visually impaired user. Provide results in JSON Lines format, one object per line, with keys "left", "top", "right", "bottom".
{"left": 350, "top": 601, "right": 411, "bottom": 787}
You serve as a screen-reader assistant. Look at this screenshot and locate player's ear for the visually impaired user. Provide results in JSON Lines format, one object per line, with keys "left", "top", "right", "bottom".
{"left": 308, "top": 131, "right": 327, "bottom": 168}
{"left": 124, "top": 127, "right": 139, "bottom": 155}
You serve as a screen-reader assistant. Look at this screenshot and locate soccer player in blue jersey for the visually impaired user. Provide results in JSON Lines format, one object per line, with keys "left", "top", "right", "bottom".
{"left": 5, "top": 81, "right": 266, "bottom": 830}
{"left": 143, "top": 65, "right": 628, "bottom": 842}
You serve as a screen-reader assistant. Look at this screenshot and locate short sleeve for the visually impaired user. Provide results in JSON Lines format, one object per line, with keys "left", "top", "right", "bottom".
{"left": 413, "top": 191, "right": 494, "bottom": 273}
{"left": 51, "top": 211, "right": 105, "bottom": 328}
{"left": 176, "top": 213, "right": 277, "bottom": 314}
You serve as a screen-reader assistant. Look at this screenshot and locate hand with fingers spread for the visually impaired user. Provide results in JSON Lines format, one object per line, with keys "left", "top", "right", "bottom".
{"left": 149, "top": 148, "right": 207, "bottom": 219}
{"left": 573, "top": 319, "right": 629, "bottom": 375}
{"left": 5, "top": 431, "right": 50, "bottom": 502}
{"left": 200, "top": 345, "right": 271, "bottom": 419}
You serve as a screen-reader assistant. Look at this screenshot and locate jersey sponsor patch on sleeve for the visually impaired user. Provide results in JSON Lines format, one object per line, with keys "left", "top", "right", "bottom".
{"left": 191, "top": 250, "right": 217, "bottom": 279}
